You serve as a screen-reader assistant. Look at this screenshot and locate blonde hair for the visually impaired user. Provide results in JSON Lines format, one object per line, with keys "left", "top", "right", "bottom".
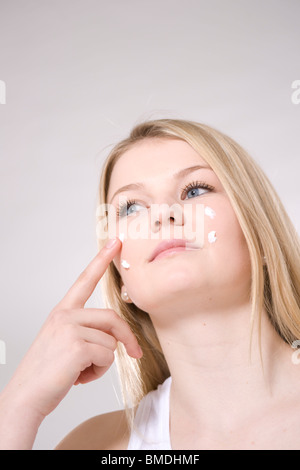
{"left": 96, "top": 118, "right": 300, "bottom": 412}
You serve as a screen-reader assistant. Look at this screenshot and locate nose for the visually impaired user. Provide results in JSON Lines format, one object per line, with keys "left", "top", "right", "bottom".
{"left": 150, "top": 202, "right": 185, "bottom": 232}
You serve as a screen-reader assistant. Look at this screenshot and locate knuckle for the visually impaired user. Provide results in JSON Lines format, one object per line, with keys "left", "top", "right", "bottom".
{"left": 104, "top": 309, "right": 119, "bottom": 321}
{"left": 109, "top": 336, "right": 118, "bottom": 350}
{"left": 105, "top": 308, "right": 117, "bottom": 316}
{"left": 50, "top": 308, "right": 67, "bottom": 323}
{"left": 72, "top": 338, "right": 88, "bottom": 361}
{"left": 48, "top": 312, "right": 78, "bottom": 343}
{"left": 105, "top": 349, "right": 115, "bottom": 365}
{"left": 73, "top": 337, "right": 86, "bottom": 352}
{"left": 62, "top": 323, "right": 78, "bottom": 341}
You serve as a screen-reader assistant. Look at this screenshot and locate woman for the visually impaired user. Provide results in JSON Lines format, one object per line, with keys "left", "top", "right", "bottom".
{"left": 1, "top": 119, "right": 300, "bottom": 450}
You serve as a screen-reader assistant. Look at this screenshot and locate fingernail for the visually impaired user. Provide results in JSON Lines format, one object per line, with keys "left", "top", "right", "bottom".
{"left": 105, "top": 237, "right": 118, "bottom": 249}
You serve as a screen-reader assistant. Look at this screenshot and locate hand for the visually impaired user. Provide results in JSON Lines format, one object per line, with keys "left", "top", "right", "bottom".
{"left": 3, "top": 238, "right": 142, "bottom": 420}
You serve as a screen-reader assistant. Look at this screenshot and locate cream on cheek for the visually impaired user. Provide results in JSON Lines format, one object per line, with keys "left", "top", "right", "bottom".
{"left": 117, "top": 232, "right": 131, "bottom": 270}
{"left": 208, "top": 230, "right": 217, "bottom": 243}
{"left": 204, "top": 206, "right": 216, "bottom": 220}
{"left": 121, "top": 259, "right": 130, "bottom": 269}
{"left": 205, "top": 206, "right": 217, "bottom": 244}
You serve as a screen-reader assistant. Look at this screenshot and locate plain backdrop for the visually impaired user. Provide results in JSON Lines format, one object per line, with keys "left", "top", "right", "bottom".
{"left": 0, "top": 0, "right": 299, "bottom": 450}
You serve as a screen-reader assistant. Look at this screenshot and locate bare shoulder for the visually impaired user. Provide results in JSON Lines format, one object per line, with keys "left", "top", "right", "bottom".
{"left": 55, "top": 409, "right": 130, "bottom": 450}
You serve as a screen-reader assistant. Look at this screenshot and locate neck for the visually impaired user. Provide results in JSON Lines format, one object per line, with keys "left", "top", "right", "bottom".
{"left": 151, "top": 301, "right": 291, "bottom": 436}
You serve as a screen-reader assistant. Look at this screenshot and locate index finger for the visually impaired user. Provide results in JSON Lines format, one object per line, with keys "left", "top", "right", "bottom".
{"left": 56, "top": 238, "right": 122, "bottom": 309}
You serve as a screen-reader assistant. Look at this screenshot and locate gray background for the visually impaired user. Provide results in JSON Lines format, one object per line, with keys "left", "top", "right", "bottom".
{"left": 0, "top": 0, "right": 299, "bottom": 449}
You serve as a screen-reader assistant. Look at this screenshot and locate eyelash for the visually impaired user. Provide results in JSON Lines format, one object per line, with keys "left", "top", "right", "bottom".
{"left": 180, "top": 180, "right": 215, "bottom": 199}
{"left": 116, "top": 180, "right": 214, "bottom": 218}
{"left": 116, "top": 198, "right": 139, "bottom": 218}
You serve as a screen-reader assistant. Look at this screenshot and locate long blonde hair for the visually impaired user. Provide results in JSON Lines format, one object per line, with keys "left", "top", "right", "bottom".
{"left": 96, "top": 118, "right": 300, "bottom": 410}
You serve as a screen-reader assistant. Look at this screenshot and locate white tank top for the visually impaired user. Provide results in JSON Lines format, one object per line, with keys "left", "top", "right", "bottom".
{"left": 127, "top": 376, "right": 172, "bottom": 450}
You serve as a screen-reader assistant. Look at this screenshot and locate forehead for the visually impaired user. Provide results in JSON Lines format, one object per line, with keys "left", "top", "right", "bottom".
{"left": 107, "top": 138, "right": 209, "bottom": 200}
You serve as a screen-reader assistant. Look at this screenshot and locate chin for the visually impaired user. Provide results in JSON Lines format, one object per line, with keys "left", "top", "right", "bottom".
{"left": 132, "top": 273, "right": 201, "bottom": 312}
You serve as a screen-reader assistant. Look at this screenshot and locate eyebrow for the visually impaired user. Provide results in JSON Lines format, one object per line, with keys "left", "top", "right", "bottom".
{"left": 108, "top": 164, "right": 211, "bottom": 203}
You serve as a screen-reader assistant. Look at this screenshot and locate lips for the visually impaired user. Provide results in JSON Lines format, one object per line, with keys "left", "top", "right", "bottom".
{"left": 149, "top": 239, "right": 189, "bottom": 262}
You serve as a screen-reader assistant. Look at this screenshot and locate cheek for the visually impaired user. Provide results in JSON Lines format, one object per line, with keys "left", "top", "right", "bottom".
{"left": 187, "top": 202, "right": 222, "bottom": 246}
{"left": 202, "top": 199, "right": 249, "bottom": 258}
{"left": 213, "top": 205, "right": 250, "bottom": 270}
{"left": 113, "top": 239, "right": 167, "bottom": 310}
{"left": 113, "top": 239, "right": 147, "bottom": 284}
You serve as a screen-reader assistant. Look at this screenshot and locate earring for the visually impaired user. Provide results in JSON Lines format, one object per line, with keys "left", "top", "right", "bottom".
{"left": 263, "top": 255, "right": 267, "bottom": 265}
{"left": 121, "top": 291, "right": 130, "bottom": 301}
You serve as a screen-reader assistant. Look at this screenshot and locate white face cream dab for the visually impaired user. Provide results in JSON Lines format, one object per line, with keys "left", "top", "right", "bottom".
{"left": 121, "top": 259, "right": 130, "bottom": 269}
{"left": 208, "top": 231, "right": 217, "bottom": 243}
{"left": 205, "top": 206, "right": 216, "bottom": 219}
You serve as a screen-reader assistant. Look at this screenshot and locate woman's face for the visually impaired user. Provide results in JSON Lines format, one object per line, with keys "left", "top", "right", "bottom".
{"left": 106, "top": 138, "right": 251, "bottom": 320}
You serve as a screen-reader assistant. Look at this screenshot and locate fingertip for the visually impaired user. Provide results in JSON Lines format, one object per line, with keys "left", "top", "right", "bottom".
{"left": 137, "top": 345, "right": 143, "bottom": 358}
{"left": 105, "top": 237, "right": 120, "bottom": 250}
{"left": 131, "top": 345, "right": 143, "bottom": 359}
{"left": 123, "top": 342, "right": 143, "bottom": 360}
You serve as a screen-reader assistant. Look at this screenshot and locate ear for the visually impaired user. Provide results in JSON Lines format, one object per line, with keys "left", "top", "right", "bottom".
{"left": 121, "top": 285, "right": 133, "bottom": 303}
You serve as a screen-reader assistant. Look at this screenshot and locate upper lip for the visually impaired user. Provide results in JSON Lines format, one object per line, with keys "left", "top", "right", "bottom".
{"left": 149, "top": 239, "right": 188, "bottom": 262}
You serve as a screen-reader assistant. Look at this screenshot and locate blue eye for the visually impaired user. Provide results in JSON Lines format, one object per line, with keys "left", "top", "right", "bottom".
{"left": 182, "top": 181, "right": 214, "bottom": 199}
{"left": 116, "top": 181, "right": 214, "bottom": 218}
{"left": 117, "top": 199, "right": 145, "bottom": 218}
{"left": 187, "top": 187, "right": 202, "bottom": 198}
{"left": 127, "top": 202, "right": 143, "bottom": 215}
